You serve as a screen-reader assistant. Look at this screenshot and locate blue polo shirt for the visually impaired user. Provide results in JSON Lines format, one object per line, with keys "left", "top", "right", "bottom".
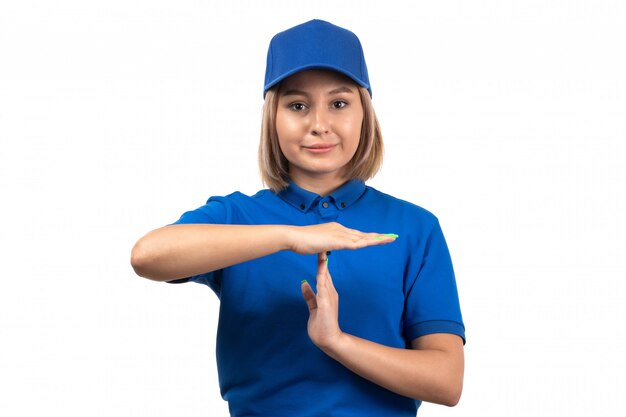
{"left": 169, "top": 180, "right": 465, "bottom": 416}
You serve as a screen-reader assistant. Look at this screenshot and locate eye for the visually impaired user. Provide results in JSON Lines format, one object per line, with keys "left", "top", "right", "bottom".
{"left": 332, "top": 100, "right": 348, "bottom": 109}
{"left": 288, "top": 102, "right": 307, "bottom": 111}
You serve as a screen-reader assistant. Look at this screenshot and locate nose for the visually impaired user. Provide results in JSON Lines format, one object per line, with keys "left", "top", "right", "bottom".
{"left": 310, "top": 107, "right": 330, "bottom": 136}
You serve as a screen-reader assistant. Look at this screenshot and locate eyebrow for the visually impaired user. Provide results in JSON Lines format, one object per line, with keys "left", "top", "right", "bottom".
{"left": 280, "top": 86, "right": 355, "bottom": 97}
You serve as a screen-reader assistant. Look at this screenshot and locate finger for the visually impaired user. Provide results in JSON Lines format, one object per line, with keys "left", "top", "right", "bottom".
{"left": 325, "top": 263, "right": 337, "bottom": 295}
{"left": 346, "top": 229, "right": 396, "bottom": 239}
{"left": 344, "top": 228, "right": 369, "bottom": 238}
{"left": 317, "top": 252, "right": 329, "bottom": 277}
{"left": 343, "top": 238, "right": 383, "bottom": 250}
{"left": 364, "top": 232, "right": 399, "bottom": 240}
{"left": 316, "top": 251, "right": 334, "bottom": 291}
{"left": 301, "top": 280, "right": 317, "bottom": 312}
{"left": 316, "top": 252, "right": 332, "bottom": 297}
{"left": 351, "top": 234, "right": 399, "bottom": 249}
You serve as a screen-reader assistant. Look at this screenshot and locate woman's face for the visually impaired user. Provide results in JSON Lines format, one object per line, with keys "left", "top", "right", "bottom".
{"left": 276, "top": 69, "right": 363, "bottom": 190}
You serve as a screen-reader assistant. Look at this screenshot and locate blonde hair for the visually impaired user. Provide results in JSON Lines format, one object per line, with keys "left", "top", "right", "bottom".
{"left": 258, "top": 85, "right": 384, "bottom": 192}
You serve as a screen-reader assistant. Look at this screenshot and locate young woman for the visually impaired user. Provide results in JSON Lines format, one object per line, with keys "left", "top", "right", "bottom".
{"left": 132, "top": 19, "right": 465, "bottom": 416}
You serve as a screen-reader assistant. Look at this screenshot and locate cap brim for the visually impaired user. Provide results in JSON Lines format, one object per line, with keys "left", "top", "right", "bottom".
{"left": 263, "top": 64, "right": 371, "bottom": 97}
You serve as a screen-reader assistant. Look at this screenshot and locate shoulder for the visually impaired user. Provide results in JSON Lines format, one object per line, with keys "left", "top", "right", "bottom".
{"left": 173, "top": 188, "right": 275, "bottom": 225}
{"left": 363, "top": 186, "right": 439, "bottom": 225}
{"left": 205, "top": 188, "right": 285, "bottom": 222}
{"left": 210, "top": 188, "right": 276, "bottom": 207}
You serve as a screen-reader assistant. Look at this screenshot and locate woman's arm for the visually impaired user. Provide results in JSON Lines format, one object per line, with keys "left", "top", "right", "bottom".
{"left": 324, "top": 332, "right": 464, "bottom": 406}
{"left": 301, "top": 253, "right": 464, "bottom": 406}
{"left": 131, "top": 224, "right": 287, "bottom": 281}
{"left": 131, "top": 223, "right": 396, "bottom": 281}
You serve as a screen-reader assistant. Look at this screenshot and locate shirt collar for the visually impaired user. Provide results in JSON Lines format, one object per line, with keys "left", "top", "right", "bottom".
{"left": 278, "top": 179, "right": 367, "bottom": 212}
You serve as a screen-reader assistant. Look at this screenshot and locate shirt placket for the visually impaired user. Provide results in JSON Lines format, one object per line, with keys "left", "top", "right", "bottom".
{"left": 315, "top": 196, "right": 339, "bottom": 222}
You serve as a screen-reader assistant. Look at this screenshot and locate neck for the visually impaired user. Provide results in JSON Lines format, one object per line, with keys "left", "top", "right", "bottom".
{"left": 290, "top": 172, "right": 348, "bottom": 196}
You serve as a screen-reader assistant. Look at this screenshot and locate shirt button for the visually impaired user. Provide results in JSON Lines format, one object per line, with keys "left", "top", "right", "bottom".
{"left": 322, "top": 202, "right": 329, "bottom": 209}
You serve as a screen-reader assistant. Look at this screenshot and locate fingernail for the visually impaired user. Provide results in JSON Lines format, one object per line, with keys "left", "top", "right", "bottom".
{"left": 384, "top": 233, "right": 399, "bottom": 238}
{"left": 325, "top": 258, "right": 328, "bottom": 265}
{"left": 301, "top": 279, "right": 307, "bottom": 284}
{"left": 374, "top": 237, "right": 384, "bottom": 240}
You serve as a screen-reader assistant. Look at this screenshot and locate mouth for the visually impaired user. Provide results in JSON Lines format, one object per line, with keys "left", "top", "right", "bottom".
{"left": 303, "top": 144, "right": 338, "bottom": 154}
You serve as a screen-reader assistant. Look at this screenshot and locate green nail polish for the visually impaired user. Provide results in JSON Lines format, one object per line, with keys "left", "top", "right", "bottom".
{"left": 374, "top": 237, "right": 384, "bottom": 240}
{"left": 301, "top": 279, "right": 307, "bottom": 284}
{"left": 384, "top": 233, "right": 399, "bottom": 238}
{"left": 326, "top": 258, "right": 329, "bottom": 265}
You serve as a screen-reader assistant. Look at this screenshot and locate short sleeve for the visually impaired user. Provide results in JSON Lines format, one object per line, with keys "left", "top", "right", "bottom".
{"left": 403, "top": 219, "right": 465, "bottom": 344}
{"left": 169, "top": 196, "right": 229, "bottom": 226}
{"left": 164, "top": 197, "right": 230, "bottom": 294}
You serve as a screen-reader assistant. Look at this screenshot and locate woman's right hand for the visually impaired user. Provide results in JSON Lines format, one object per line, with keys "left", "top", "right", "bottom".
{"left": 285, "top": 222, "right": 398, "bottom": 255}
{"left": 132, "top": 222, "right": 398, "bottom": 282}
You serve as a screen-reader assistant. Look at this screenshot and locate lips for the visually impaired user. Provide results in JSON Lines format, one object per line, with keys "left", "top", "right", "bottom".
{"left": 304, "top": 144, "right": 337, "bottom": 153}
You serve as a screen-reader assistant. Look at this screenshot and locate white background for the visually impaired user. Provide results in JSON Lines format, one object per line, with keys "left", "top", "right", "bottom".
{"left": 1, "top": 1, "right": 625, "bottom": 416}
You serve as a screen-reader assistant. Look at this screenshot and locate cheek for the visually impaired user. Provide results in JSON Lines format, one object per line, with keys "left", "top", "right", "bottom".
{"left": 275, "top": 113, "right": 296, "bottom": 157}
{"left": 341, "top": 113, "right": 363, "bottom": 143}
{"left": 275, "top": 112, "right": 286, "bottom": 139}
{"left": 350, "top": 118, "right": 363, "bottom": 138}
{"left": 276, "top": 111, "right": 302, "bottom": 140}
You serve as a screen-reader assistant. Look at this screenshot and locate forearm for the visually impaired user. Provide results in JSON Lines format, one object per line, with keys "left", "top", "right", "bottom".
{"left": 131, "top": 224, "right": 290, "bottom": 281}
{"left": 321, "top": 333, "right": 464, "bottom": 406}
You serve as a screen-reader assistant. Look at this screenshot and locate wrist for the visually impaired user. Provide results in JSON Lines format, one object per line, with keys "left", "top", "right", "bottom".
{"left": 280, "top": 225, "right": 298, "bottom": 252}
{"left": 318, "top": 330, "right": 349, "bottom": 359}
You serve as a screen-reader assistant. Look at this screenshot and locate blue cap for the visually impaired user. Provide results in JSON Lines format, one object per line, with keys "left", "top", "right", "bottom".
{"left": 263, "top": 19, "right": 372, "bottom": 98}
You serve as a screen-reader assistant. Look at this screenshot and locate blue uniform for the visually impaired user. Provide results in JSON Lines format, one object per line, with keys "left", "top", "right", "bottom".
{"left": 169, "top": 180, "right": 465, "bottom": 416}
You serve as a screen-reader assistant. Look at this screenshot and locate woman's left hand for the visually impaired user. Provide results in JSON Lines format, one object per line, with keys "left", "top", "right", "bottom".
{"left": 301, "top": 252, "right": 343, "bottom": 350}
{"left": 300, "top": 254, "right": 464, "bottom": 406}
